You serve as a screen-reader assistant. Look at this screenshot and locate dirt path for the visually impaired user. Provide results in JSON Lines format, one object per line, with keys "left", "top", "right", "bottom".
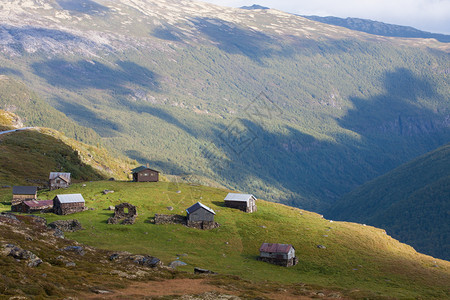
{"left": 81, "top": 278, "right": 313, "bottom": 299}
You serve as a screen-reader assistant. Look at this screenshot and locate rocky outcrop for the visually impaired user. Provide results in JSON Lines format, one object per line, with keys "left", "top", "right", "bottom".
{"left": 1, "top": 244, "right": 42, "bottom": 267}
{"left": 48, "top": 219, "right": 83, "bottom": 232}
{"left": 109, "top": 252, "right": 162, "bottom": 268}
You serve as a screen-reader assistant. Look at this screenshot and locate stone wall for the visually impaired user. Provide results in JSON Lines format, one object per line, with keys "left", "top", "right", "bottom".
{"left": 107, "top": 203, "right": 137, "bottom": 225}
{"left": 155, "top": 214, "right": 220, "bottom": 230}
{"left": 154, "top": 214, "right": 186, "bottom": 225}
{"left": 55, "top": 202, "right": 85, "bottom": 215}
{"left": 187, "top": 220, "right": 220, "bottom": 230}
{"left": 257, "top": 256, "right": 298, "bottom": 267}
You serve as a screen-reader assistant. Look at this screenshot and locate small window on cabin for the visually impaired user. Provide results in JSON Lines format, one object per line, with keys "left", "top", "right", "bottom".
{"left": 56, "top": 180, "right": 60, "bottom": 184}
{"left": 143, "top": 173, "right": 149, "bottom": 176}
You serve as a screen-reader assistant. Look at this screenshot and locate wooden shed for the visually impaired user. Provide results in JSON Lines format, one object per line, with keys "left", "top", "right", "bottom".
{"left": 186, "top": 202, "right": 215, "bottom": 222}
{"left": 224, "top": 193, "right": 257, "bottom": 213}
{"left": 11, "top": 186, "right": 37, "bottom": 212}
{"left": 18, "top": 200, "right": 53, "bottom": 214}
{"left": 131, "top": 166, "right": 159, "bottom": 182}
{"left": 258, "top": 243, "right": 298, "bottom": 267}
{"left": 53, "top": 194, "right": 85, "bottom": 215}
{"left": 49, "top": 172, "right": 71, "bottom": 190}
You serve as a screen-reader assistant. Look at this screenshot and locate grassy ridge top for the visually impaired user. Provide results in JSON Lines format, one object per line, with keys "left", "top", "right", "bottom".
{"left": 0, "top": 125, "right": 137, "bottom": 186}
{"left": 329, "top": 143, "right": 450, "bottom": 260}
{"left": 31, "top": 181, "right": 450, "bottom": 299}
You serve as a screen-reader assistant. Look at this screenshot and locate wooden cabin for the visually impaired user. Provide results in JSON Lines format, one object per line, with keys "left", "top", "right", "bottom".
{"left": 258, "top": 243, "right": 298, "bottom": 267}
{"left": 11, "top": 186, "right": 37, "bottom": 212}
{"left": 49, "top": 172, "right": 71, "bottom": 190}
{"left": 186, "top": 202, "right": 215, "bottom": 222}
{"left": 17, "top": 200, "right": 53, "bottom": 214}
{"left": 53, "top": 194, "right": 85, "bottom": 215}
{"left": 224, "top": 193, "right": 257, "bottom": 213}
{"left": 131, "top": 166, "right": 159, "bottom": 182}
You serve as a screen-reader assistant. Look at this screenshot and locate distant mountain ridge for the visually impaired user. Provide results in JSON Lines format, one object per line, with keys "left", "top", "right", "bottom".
{"left": 328, "top": 144, "right": 450, "bottom": 260}
{"left": 240, "top": 4, "right": 270, "bottom": 10}
{"left": 303, "top": 15, "right": 450, "bottom": 43}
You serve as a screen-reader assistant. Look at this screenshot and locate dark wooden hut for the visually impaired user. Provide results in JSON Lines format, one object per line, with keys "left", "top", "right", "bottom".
{"left": 49, "top": 172, "right": 71, "bottom": 190}
{"left": 131, "top": 166, "right": 159, "bottom": 182}
{"left": 224, "top": 193, "right": 257, "bottom": 213}
{"left": 53, "top": 194, "right": 85, "bottom": 215}
{"left": 258, "top": 243, "right": 298, "bottom": 267}
{"left": 11, "top": 186, "right": 37, "bottom": 212}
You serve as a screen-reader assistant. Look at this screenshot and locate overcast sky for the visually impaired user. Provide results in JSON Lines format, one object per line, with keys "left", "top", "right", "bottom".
{"left": 202, "top": 0, "right": 450, "bottom": 34}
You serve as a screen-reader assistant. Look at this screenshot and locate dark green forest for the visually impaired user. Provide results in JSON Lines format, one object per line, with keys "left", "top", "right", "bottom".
{"left": 329, "top": 144, "right": 450, "bottom": 260}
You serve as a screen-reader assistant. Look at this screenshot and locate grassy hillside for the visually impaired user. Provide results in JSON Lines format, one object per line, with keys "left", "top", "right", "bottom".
{"left": 8, "top": 181, "right": 445, "bottom": 299}
{"left": 0, "top": 116, "right": 138, "bottom": 186}
{"left": 328, "top": 144, "right": 450, "bottom": 260}
{"left": 0, "top": 0, "right": 449, "bottom": 213}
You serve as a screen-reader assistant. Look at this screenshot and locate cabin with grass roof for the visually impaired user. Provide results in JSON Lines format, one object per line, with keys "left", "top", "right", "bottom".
{"left": 131, "top": 165, "right": 159, "bottom": 182}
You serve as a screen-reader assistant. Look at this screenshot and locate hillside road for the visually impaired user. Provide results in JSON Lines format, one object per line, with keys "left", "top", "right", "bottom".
{"left": 0, "top": 127, "right": 34, "bottom": 136}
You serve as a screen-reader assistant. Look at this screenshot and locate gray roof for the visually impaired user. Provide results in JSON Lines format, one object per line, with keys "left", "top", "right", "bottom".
{"left": 186, "top": 202, "right": 215, "bottom": 215}
{"left": 224, "top": 193, "right": 256, "bottom": 203}
{"left": 12, "top": 186, "right": 37, "bottom": 195}
{"left": 54, "top": 194, "right": 85, "bottom": 204}
{"left": 49, "top": 172, "right": 71, "bottom": 181}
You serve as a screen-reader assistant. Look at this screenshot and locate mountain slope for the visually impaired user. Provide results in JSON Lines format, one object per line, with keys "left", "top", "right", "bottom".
{"left": 17, "top": 180, "right": 448, "bottom": 299}
{"left": 0, "top": 112, "right": 137, "bottom": 187}
{"left": 328, "top": 144, "right": 450, "bottom": 260}
{"left": 302, "top": 15, "right": 450, "bottom": 43}
{"left": 0, "top": 76, "right": 100, "bottom": 145}
{"left": 0, "top": 0, "right": 449, "bottom": 212}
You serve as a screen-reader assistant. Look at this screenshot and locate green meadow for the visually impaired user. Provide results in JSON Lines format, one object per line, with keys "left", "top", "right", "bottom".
{"left": 18, "top": 181, "right": 447, "bottom": 299}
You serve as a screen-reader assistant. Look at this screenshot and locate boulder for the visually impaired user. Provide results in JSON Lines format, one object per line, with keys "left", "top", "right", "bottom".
{"left": 3, "top": 244, "right": 42, "bottom": 267}
{"left": 168, "top": 260, "right": 187, "bottom": 268}
{"left": 317, "top": 245, "right": 327, "bottom": 249}
{"left": 194, "top": 267, "right": 216, "bottom": 274}
{"left": 102, "top": 190, "right": 115, "bottom": 195}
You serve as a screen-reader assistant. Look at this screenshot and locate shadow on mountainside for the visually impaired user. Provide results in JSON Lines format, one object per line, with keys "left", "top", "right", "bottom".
{"left": 199, "top": 68, "right": 449, "bottom": 211}
{"left": 338, "top": 68, "right": 449, "bottom": 142}
{"left": 56, "top": 0, "right": 110, "bottom": 15}
{"left": 0, "top": 67, "right": 23, "bottom": 77}
{"left": 32, "top": 59, "right": 160, "bottom": 94}
{"left": 53, "top": 100, "right": 121, "bottom": 137}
